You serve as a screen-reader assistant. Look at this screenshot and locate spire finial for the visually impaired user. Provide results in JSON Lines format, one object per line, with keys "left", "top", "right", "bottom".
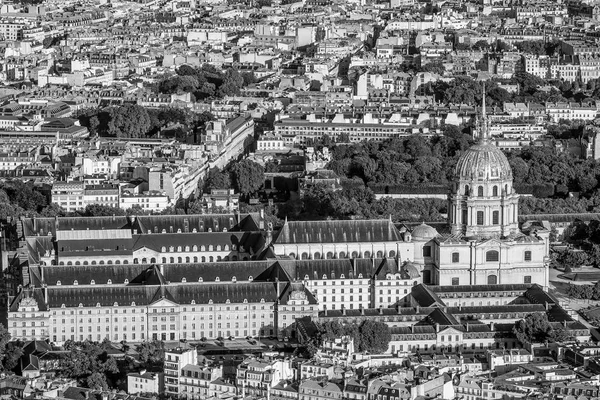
{"left": 480, "top": 81, "right": 488, "bottom": 143}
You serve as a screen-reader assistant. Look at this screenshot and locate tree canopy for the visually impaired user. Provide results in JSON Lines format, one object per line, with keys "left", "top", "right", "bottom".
{"left": 513, "top": 313, "right": 571, "bottom": 345}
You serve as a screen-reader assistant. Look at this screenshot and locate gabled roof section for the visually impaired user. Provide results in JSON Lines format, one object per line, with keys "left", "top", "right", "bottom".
{"left": 273, "top": 219, "right": 402, "bottom": 244}
{"left": 130, "top": 265, "right": 168, "bottom": 286}
{"left": 411, "top": 284, "right": 446, "bottom": 308}
{"left": 424, "top": 308, "right": 460, "bottom": 326}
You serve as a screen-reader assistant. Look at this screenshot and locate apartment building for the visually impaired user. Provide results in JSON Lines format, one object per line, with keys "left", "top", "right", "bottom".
{"left": 127, "top": 370, "right": 163, "bottom": 395}
{"left": 236, "top": 358, "right": 294, "bottom": 398}
{"left": 51, "top": 181, "right": 84, "bottom": 212}
{"left": 164, "top": 348, "right": 197, "bottom": 398}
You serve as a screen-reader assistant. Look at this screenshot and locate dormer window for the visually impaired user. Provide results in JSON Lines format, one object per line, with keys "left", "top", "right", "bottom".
{"left": 57, "top": 280, "right": 61, "bottom": 285}
{"left": 124, "top": 279, "right": 129, "bottom": 284}
{"left": 107, "top": 279, "right": 112, "bottom": 285}
{"left": 90, "top": 280, "right": 95, "bottom": 285}
{"left": 232, "top": 276, "right": 237, "bottom": 282}
{"left": 215, "top": 277, "right": 220, "bottom": 282}
{"left": 226, "top": 299, "right": 231, "bottom": 304}
{"left": 243, "top": 299, "right": 248, "bottom": 303}
{"left": 248, "top": 276, "right": 253, "bottom": 281}
{"left": 73, "top": 280, "right": 78, "bottom": 285}
{"left": 131, "top": 302, "right": 136, "bottom": 306}
{"left": 198, "top": 277, "right": 203, "bottom": 282}
{"left": 191, "top": 300, "right": 196, "bottom": 304}
{"left": 182, "top": 278, "right": 187, "bottom": 283}
{"left": 113, "top": 302, "right": 118, "bottom": 307}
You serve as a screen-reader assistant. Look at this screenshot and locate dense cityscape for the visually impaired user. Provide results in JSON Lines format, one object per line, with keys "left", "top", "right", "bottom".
{"left": 1, "top": 0, "right": 600, "bottom": 398}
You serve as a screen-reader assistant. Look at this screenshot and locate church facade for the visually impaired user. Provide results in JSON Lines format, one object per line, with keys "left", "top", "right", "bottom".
{"left": 424, "top": 98, "right": 550, "bottom": 288}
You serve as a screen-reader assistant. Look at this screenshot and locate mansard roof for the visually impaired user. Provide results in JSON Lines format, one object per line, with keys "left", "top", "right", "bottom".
{"left": 273, "top": 219, "right": 402, "bottom": 244}
{"left": 131, "top": 231, "right": 265, "bottom": 253}
{"left": 281, "top": 258, "right": 385, "bottom": 281}
{"left": 133, "top": 213, "right": 260, "bottom": 234}
{"left": 41, "top": 281, "right": 283, "bottom": 308}
{"left": 34, "top": 261, "right": 275, "bottom": 287}
{"left": 21, "top": 213, "right": 262, "bottom": 239}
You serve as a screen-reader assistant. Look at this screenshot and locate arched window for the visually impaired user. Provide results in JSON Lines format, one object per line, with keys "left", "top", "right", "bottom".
{"left": 177, "top": 257, "right": 182, "bottom": 263}
{"left": 185, "top": 257, "right": 190, "bottom": 263}
{"left": 478, "top": 186, "right": 483, "bottom": 197}
{"left": 524, "top": 251, "right": 532, "bottom": 261}
{"left": 141, "top": 258, "right": 147, "bottom": 264}
{"left": 339, "top": 251, "right": 346, "bottom": 258}
{"left": 464, "top": 185, "right": 470, "bottom": 196}
{"left": 351, "top": 251, "right": 359, "bottom": 258}
{"left": 201, "top": 256, "right": 206, "bottom": 262}
{"left": 486, "top": 250, "right": 499, "bottom": 262}
{"left": 301, "top": 253, "right": 309, "bottom": 260}
{"left": 364, "top": 251, "right": 371, "bottom": 259}
{"left": 170, "top": 257, "right": 174, "bottom": 263}
{"left": 314, "top": 252, "right": 321, "bottom": 260}
{"left": 193, "top": 257, "right": 198, "bottom": 262}
{"left": 192, "top": 245, "right": 198, "bottom": 252}
{"left": 162, "top": 257, "right": 166, "bottom": 263}
{"left": 150, "top": 258, "right": 156, "bottom": 263}
{"left": 209, "top": 256, "right": 214, "bottom": 262}
{"left": 389, "top": 250, "right": 396, "bottom": 257}
{"left": 492, "top": 186, "right": 498, "bottom": 196}
{"left": 376, "top": 251, "right": 384, "bottom": 258}
{"left": 326, "top": 251, "right": 334, "bottom": 259}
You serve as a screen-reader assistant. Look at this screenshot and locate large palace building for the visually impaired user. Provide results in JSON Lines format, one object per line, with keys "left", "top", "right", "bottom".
{"left": 5, "top": 97, "right": 553, "bottom": 347}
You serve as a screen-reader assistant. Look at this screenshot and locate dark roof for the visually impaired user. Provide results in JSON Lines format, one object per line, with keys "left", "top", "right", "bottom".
{"left": 134, "top": 213, "right": 260, "bottom": 234}
{"left": 41, "top": 282, "right": 283, "bottom": 308}
{"left": 429, "top": 284, "right": 532, "bottom": 294}
{"left": 273, "top": 219, "right": 402, "bottom": 244}
{"left": 411, "top": 284, "right": 445, "bottom": 307}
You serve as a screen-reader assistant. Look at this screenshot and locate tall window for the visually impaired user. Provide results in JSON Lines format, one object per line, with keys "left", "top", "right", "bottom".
{"left": 452, "top": 252, "right": 460, "bottom": 263}
{"left": 486, "top": 250, "right": 499, "bottom": 262}
{"left": 492, "top": 211, "right": 499, "bottom": 225}
{"left": 478, "top": 186, "right": 484, "bottom": 197}
{"left": 451, "top": 277, "right": 459, "bottom": 286}
{"left": 524, "top": 251, "right": 532, "bottom": 261}
{"left": 423, "top": 246, "right": 431, "bottom": 257}
{"left": 477, "top": 211, "right": 484, "bottom": 225}
{"left": 465, "top": 185, "right": 470, "bottom": 196}
{"left": 492, "top": 186, "right": 498, "bottom": 196}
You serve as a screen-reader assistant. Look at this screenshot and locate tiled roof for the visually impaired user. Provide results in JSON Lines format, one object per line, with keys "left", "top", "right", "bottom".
{"left": 273, "top": 219, "right": 402, "bottom": 244}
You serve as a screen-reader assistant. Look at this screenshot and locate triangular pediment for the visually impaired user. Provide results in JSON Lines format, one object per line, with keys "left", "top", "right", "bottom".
{"left": 149, "top": 297, "right": 178, "bottom": 307}
{"left": 439, "top": 326, "right": 462, "bottom": 336}
{"left": 475, "top": 238, "right": 508, "bottom": 248}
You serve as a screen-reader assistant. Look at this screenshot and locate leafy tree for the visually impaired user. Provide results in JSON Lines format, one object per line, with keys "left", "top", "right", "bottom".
{"left": 472, "top": 40, "right": 490, "bottom": 50}
{"left": 0, "top": 325, "right": 13, "bottom": 370}
{"left": 420, "top": 61, "right": 445, "bottom": 75}
{"left": 79, "top": 205, "right": 127, "bottom": 217}
{"left": 136, "top": 340, "right": 165, "bottom": 370}
{"left": 230, "top": 159, "right": 265, "bottom": 197}
{"left": 107, "top": 105, "right": 152, "bottom": 138}
{"left": 60, "top": 341, "right": 119, "bottom": 388}
{"left": 513, "top": 313, "right": 564, "bottom": 344}
{"left": 3, "top": 341, "right": 24, "bottom": 371}
{"left": 86, "top": 372, "right": 109, "bottom": 391}
{"left": 203, "top": 167, "right": 231, "bottom": 192}
{"left": 358, "top": 320, "right": 391, "bottom": 353}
